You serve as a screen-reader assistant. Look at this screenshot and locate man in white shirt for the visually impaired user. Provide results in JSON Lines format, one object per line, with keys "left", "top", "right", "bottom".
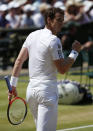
{"left": 6, "top": 7, "right": 21, "bottom": 28}
{"left": 8, "top": 7, "right": 81, "bottom": 131}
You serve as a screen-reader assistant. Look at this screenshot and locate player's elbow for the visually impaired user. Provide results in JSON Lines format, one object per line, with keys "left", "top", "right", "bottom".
{"left": 61, "top": 70, "right": 66, "bottom": 74}
{"left": 57, "top": 65, "right": 67, "bottom": 74}
{"left": 54, "top": 60, "right": 68, "bottom": 74}
{"left": 58, "top": 67, "right": 67, "bottom": 74}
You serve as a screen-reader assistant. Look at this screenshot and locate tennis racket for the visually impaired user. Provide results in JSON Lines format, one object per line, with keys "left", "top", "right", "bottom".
{"left": 4, "top": 76, "right": 27, "bottom": 125}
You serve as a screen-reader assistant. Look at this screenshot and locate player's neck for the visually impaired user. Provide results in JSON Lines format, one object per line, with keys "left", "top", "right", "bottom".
{"left": 45, "top": 25, "right": 57, "bottom": 36}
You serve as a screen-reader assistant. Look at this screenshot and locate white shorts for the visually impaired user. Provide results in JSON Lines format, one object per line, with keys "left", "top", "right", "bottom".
{"left": 26, "top": 85, "right": 58, "bottom": 131}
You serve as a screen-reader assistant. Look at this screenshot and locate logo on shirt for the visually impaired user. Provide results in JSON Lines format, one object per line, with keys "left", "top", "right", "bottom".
{"left": 73, "top": 51, "right": 77, "bottom": 54}
{"left": 57, "top": 44, "right": 63, "bottom": 58}
{"left": 58, "top": 50, "right": 63, "bottom": 58}
{"left": 58, "top": 44, "right": 61, "bottom": 49}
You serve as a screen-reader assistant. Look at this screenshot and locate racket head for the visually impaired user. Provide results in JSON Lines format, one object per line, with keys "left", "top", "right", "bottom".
{"left": 7, "top": 97, "right": 27, "bottom": 125}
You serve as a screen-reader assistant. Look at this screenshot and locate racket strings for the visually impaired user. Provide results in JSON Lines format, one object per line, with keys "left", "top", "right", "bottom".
{"left": 9, "top": 99, "right": 26, "bottom": 124}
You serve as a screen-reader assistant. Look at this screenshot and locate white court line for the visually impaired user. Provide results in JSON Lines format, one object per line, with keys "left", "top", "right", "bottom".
{"left": 57, "top": 125, "right": 93, "bottom": 131}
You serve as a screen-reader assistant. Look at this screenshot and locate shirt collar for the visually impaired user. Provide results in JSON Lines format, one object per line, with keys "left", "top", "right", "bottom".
{"left": 44, "top": 26, "right": 52, "bottom": 34}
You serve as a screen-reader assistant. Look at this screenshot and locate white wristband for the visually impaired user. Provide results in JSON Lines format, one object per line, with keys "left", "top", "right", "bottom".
{"left": 10, "top": 76, "right": 18, "bottom": 87}
{"left": 69, "top": 50, "right": 79, "bottom": 61}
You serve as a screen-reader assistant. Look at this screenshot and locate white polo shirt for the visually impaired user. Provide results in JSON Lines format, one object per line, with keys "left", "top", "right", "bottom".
{"left": 23, "top": 28, "right": 64, "bottom": 90}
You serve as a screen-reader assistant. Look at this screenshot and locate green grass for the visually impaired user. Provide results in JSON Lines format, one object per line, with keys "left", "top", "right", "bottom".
{"left": 57, "top": 104, "right": 93, "bottom": 130}
{"left": 0, "top": 72, "right": 93, "bottom": 131}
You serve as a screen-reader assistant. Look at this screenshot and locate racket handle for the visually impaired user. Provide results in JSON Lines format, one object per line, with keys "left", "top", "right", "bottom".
{"left": 4, "top": 76, "right": 12, "bottom": 93}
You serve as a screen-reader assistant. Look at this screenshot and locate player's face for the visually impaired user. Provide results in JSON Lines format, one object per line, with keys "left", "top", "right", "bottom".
{"left": 51, "top": 13, "right": 64, "bottom": 35}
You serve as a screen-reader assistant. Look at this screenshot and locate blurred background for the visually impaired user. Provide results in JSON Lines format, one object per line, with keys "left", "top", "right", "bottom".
{"left": 0, "top": 0, "right": 93, "bottom": 105}
{"left": 0, "top": 0, "right": 93, "bottom": 71}
{"left": 0, "top": 0, "right": 93, "bottom": 130}
{"left": 0, "top": 0, "right": 93, "bottom": 89}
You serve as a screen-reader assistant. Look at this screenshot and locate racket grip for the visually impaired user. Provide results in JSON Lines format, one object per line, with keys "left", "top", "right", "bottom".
{"left": 4, "top": 76, "right": 12, "bottom": 93}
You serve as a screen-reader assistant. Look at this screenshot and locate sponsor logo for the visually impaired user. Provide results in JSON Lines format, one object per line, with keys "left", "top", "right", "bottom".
{"left": 58, "top": 50, "right": 62, "bottom": 58}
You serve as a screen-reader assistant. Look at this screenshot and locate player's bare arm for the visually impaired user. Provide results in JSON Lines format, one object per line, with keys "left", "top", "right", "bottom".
{"left": 8, "top": 47, "right": 28, "bottom": 101}
{"left": 12, "top": 47, "right": 28, "bottom": 77}
{"left": 54, "top": 40, "right": 82, "bottom": 74}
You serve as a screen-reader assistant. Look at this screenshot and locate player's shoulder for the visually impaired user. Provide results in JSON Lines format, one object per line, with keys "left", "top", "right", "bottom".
{"left": 50, "top": 34, "right": 61, "bottom": 46}
{"left": 51, "top": 34, "right": 60, "bottom": 42}
{"left": 26, "top": 29, "right": 42, "bottom": 40}
{"left": 29, "top": 29, "right": 42, "bottom": 36}
{"left": 48, "top": 34, "right": 62, "bottom": 50}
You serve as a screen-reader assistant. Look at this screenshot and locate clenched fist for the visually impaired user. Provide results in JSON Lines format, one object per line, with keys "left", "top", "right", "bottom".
{"left": 72, "top": 40, "right": 82, "bottom": 53}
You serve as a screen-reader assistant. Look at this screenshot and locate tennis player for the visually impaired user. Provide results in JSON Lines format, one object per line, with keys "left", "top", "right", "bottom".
{"left": 8, "top": 7, "right": 81, "bottom": 131}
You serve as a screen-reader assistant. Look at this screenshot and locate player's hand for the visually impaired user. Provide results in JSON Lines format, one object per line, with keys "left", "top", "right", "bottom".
{"left": 8, "top": 86, "right": 18, "bottom": 101}
{"left": 72, "top": 40, "right": 82, "bottom": 53}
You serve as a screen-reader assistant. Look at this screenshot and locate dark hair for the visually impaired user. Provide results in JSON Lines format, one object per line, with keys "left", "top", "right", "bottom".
{"left": 44, "top": 7, "right": 64, "bottom": 24}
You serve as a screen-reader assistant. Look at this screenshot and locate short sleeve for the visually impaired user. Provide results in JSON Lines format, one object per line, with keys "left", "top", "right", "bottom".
{"left": 49, "top": 37, "right": 64, "bottom": 60}
{"left": 22, "top": 33, "right": 32, "bottom": 51}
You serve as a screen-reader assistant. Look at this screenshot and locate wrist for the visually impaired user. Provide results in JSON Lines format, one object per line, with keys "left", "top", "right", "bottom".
{"left": 69, "top": 50, "right": 79, "bottom": 61}
{"left": 10, "top": 76, "right": 18, "bottom": 87}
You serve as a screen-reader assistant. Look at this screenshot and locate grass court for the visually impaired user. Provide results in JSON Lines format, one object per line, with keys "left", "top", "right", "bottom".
{"left": 0, "top": 70, "right": 93, "bottom": 131}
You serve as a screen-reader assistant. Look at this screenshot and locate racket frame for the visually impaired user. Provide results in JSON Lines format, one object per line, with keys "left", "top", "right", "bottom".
{"left": 4, "top": 76, "right": 27, "bottom": 125}
{"left": 7, "top": 97, "right": 27, "bottom": 125}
